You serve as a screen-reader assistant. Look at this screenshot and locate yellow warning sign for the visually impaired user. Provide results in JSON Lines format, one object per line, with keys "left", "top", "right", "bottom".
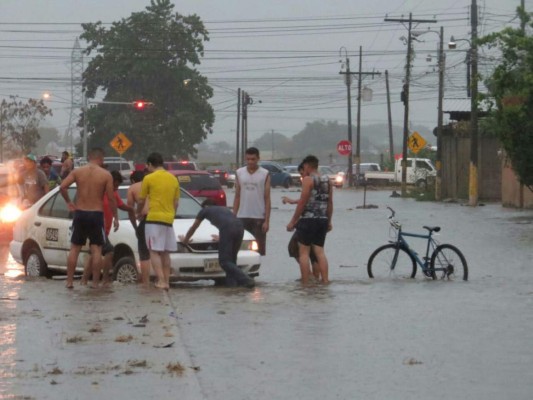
{"left": 408, "top": 131, "right": 427, "bottom": 154}
{"left": 110, "top": 132, "right": 132, "bottom": 155}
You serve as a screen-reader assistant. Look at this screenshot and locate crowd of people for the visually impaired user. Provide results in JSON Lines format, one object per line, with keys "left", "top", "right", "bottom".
{"left": 10, "top": 146, "right": 334, "bottom": 289}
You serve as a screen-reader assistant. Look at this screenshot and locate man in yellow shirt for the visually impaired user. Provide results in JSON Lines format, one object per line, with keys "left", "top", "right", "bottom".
{"left": 137, "top": 152, "right": 180, "bottom": 289}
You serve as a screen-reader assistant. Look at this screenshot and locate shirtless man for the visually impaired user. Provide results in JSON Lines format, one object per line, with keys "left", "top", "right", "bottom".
{"left": 60, "top": 148, "right": 117, "bottom": 289}
{"left": 127, "top": 170, "right": 151, "bottom": 286}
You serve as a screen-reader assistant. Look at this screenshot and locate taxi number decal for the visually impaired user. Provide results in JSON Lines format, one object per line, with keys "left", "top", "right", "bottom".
{"left": 46, "top": 228, "right": 59, "bottom": 242}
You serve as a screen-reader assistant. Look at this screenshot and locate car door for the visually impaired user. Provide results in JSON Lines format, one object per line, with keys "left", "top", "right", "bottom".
{"left": 262, "top": 164, "right": 281, "bottom": 186}
{"left": 37, "top": 188, "right": 76, "bottom": 268}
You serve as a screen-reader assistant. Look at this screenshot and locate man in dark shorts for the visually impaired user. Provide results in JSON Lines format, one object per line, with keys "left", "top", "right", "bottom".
{"left": 60, "top": 148, "right": 117, "bottom": 289}
{"left": 179, "top": 199, "right": 255, "bottom": 288}
{"left": 283, "top": 163, "right": 320, "bottom": 281}
{"left": 286, "top": 155, "right": 333, "bottom": 285}
{"left": 127, "top": 170, "right": 151, "bottom": 285}
{"left": 81, "top": 171, "right": 135, "bottom": 286}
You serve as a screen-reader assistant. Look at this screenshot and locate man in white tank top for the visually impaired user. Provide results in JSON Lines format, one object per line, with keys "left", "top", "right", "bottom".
{"left": 233, "top": 147, "right": 271, "bottom": 255}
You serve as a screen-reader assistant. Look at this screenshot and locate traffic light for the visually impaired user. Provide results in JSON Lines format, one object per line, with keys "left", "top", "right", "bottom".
{"left": 132, "top": 100, "right": 153, "bottom": 109}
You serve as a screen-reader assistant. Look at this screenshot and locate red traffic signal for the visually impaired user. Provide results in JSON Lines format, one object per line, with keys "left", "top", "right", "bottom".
{"left": 132, "top": 100, "right": 153, "bottom": 109}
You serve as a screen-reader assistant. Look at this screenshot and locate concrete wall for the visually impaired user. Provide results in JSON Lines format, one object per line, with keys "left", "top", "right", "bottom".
{"left": 501, "top": 162, "right": 533, "bottom": 208}
{"left": 440, "top": 131, "right": 501, "bottom": 201}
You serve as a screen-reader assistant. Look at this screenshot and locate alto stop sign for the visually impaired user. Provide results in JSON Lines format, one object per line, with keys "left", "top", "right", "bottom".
{"left": 337, "top": 140, "right": 352, "bottom": 156}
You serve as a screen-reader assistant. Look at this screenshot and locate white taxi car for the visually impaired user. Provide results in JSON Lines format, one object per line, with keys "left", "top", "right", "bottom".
{"left": 9, "top": 186, "right": 261, "bottom": 284}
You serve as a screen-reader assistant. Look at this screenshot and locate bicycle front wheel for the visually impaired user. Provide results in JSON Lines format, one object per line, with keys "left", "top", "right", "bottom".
{"left": 430, "top": 244, "right": 468, "bottom": 281}
{"left": 367, "top": 244, "right": 417, "bottom": 279}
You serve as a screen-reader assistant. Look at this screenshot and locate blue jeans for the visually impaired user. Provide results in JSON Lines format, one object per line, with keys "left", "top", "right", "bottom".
{"left": 218, "top": 220, "right": 250, "bottom": 286}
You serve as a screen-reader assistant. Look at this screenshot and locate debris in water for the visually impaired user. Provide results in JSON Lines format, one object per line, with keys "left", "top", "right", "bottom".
{"left": 89, "top": 325, "right": 102, "bottom": 333}
{"left": 115, "top": 335, "right": 133, "bottom": 343}
{"left": 403, "top": 357, "right": 423, "bottom": 365}
{"left": 166, "top": 362, "right": 185, "bottom": 376}
{"left": 154, "top": 342, "right": 175, "bottom": 349}
{"left": 48, "top": 367, "right": 63, "bottom": 375}
{"left": 66, "top": 335, "right": 84, "bottom": 344}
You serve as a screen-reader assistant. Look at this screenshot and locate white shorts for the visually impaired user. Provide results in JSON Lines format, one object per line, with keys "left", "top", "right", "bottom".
{"left": 145, "top": 223, "right": 177, "bottom": 252}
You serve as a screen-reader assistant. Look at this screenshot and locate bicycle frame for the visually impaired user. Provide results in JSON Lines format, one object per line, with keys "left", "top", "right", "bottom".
{"left": 393, "top": 227, "right": 437, "bottom": 272}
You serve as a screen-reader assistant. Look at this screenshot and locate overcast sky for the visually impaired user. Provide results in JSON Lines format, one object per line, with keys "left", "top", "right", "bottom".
{"left": 1, "top": 0, "right": 530, "bottom": 152}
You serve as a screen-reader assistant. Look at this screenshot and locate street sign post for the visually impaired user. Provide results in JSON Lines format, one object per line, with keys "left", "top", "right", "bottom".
{"left": 408, "top": 131, "right": 427, "bottom": 154}
{"left": 110, "top": 132, "right": 132, "bottom": 155}
{"left": 337, "top": 140, "right": 352, "bottom": 156}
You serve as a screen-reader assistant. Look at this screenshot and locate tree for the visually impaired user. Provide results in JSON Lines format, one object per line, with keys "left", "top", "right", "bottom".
{"left": 80, "top": 0, "right": 214, "bottom": 161}
{"left": 479, "top": 7, "right": 533, "bottom": 190}
{"left": 35, "top": 126, "right": 61, "bottom": 155}
{"left": 0, "top": 96, "right": 52, "bottom": 158}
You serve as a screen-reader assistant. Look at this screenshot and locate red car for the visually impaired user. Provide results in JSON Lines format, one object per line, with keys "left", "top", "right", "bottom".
{"left": 170, "top": 170, "right": 227, "bottom": 207}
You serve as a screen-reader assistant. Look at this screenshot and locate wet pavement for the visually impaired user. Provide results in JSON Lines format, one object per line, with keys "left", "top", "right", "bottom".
{"left": 1, "top": 188, "right": 533, "bottom": 399}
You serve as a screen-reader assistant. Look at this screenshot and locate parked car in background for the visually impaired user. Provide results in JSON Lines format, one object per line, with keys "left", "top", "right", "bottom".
{"left": 169, "top": 170, "right": 227, "bottom": 206}
{"left": 103, "top": 157, "right": 134, "bottom": 184}
{"left": 258, "top": 161, "right": 292, "bottom": 188}
{"left": 10, "top": 185, "right": 260, "bottom": 284}
{"left": 226, "top": 170, "right": 236, "bottom": 188}
{"left": 206, "top": 166, "right": 229, "bottom": 186}
{"left": 318, "top": 165, "right": 344, "bottom": 188}
{"left": 283, "top": 165, "right": 302, "bottom": 186}
{"left": 164, "top": 161, "right": 199, "bottom": 171}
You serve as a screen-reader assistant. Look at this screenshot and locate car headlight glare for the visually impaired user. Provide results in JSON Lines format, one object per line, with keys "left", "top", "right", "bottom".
{"left": 0, "top": 203, "right": 22, "bottom": 223}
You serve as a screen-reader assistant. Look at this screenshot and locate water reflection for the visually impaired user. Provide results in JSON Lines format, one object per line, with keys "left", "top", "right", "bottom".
{"left": 0, "top": 243, "right": 24, "bottom": 279}
{"left": 0, "top": 245, "right": 21, "bottom": 398}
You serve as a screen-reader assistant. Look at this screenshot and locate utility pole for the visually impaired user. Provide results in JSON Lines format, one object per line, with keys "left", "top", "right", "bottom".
{"left": 241, "top": 91, "right": 254, "bottom": 162}
{"left": 70, "top": 38, "right": 83, "bottom": 157}
{"left": 236, "top": 88, "right": 241, "bottom": 167}
{"left": 469, "top": 0, "right": 479, "bottom": 206}
{"left": 355, "top": 47, "right": 380, "bottom": 184}
{"left": 385, "top": 13, "right": 436, "bottom": 196}
{"left": 521, "top": 0, "right": 526, "bottom": 33}
{"left": 340, "top": 47, "right": 380, "bottom": 186}
{"left": 435, "top": 26, "right": 445, "bottom": 201}
{"left": 339, "top": 48, "right": 354, "bottom": 187}
{"left": 385, "top": 70, "right": 394, "bottom": 165}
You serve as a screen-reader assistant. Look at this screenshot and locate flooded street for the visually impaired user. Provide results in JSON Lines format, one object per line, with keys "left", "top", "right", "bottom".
{"left": 1, "top": 187, "right": 533, "bottom": 399}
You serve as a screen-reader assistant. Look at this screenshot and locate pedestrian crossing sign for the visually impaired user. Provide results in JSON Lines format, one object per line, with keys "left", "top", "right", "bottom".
{"left": 408, "top": 131, "right": 426, "bottom": 154}
{"left": 110, "top": 132, "right": 132, "bottom": 155}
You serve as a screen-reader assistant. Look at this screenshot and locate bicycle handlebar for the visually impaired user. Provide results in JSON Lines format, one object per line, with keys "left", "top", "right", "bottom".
{"left": 386, "top": 206, "right": 396, "bottom": 218}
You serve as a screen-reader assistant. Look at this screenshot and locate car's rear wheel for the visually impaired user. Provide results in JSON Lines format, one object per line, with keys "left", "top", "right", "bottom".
{"left": 24, "top": 246, "right": 50, "bottom": 278}
{"left": 283, "top": 178, "right": 291, "bottom": 188}
{"left": 113, "top": 256, "right": 138, "bottom": 283}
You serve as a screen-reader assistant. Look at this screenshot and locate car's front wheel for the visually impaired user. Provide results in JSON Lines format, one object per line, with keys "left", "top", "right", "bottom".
{"left": 113, "top": 256, "right": 138, "bottom": 283}
{"left": 24, "top": 246, "right": 50, "bottom": 278}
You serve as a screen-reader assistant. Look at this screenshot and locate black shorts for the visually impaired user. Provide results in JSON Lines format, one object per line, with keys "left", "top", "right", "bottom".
{"left": 137, "top": 219, "right": 150, "bottom": 261}
{"left": 296, "top": 218, "right": 328, "bottom": 247}
{"left": 288, "top": 231, "right": 318, "bottom": 263}
{"left": 71, "top": 210, "right": 105, "bottom": 246}
{"left": 240, "top": 218, "right": 266, "bottom": 255}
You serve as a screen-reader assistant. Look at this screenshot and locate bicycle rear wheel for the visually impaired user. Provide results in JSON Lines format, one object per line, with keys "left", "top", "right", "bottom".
{"left": 367, "top": 244, "right": 417, "bottom": 279}
{"left": 430, "top": 244, "right": 468, "bottom": 281}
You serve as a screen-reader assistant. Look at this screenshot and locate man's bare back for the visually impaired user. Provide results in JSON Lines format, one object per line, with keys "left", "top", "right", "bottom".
{"left": 61, "top": 163, "right": 113, "bottom": 211}
{"left": 127, "top": 181, "right": 148, "bottom": 217}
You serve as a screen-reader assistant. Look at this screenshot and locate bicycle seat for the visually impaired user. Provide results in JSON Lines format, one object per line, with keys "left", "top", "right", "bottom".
{"left": 423, "top": 226, "right": 441, "bottom": 233}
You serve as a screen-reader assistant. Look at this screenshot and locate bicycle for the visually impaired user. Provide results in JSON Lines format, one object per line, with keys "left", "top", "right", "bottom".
{"left": 367, "top": 207, "right": 468, "bottom": 280}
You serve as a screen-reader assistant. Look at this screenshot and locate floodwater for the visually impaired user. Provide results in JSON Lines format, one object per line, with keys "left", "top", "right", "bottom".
{"left": 1, "top": 188, "right": 532, "bottom": 399}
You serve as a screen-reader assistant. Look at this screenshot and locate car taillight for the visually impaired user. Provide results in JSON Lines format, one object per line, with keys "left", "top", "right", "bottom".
{"left": 223, "top": 172, "right": 228, "bottom": 178}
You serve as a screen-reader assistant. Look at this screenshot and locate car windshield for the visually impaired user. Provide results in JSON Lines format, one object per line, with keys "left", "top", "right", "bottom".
{"left": 319, "top": 166, "right": 334, "bottom": 175}
{"left": 117, "top": 187, "right": 200, "bottom": 220}
{"left": 285, "top": 166, "right": 298, "bottom": 173}
{"left": 175, "top": 174, "right": 221, "bottom": 190}
{"left": 105, "top": 162, "right": 131, "bottom": 171}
